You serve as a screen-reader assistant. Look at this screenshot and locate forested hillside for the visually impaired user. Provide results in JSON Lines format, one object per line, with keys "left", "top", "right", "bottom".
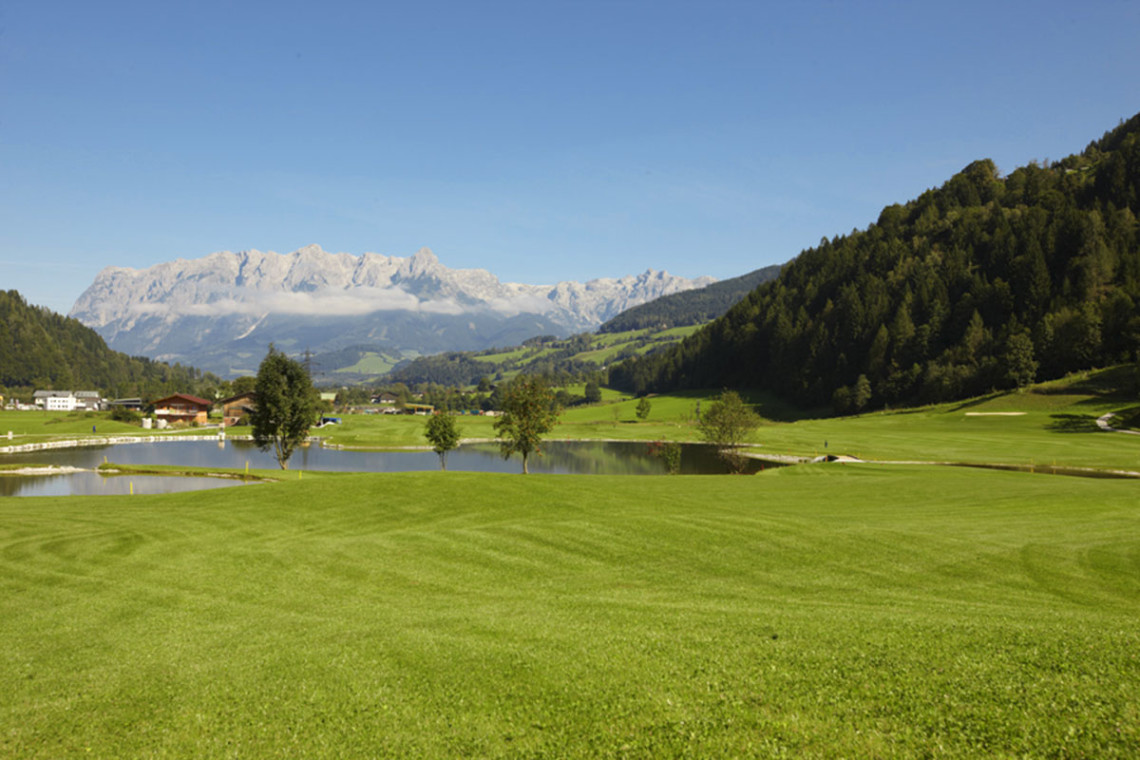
{"left": 611, "top": 113, "right": 1140, "bottom": 411}
{"left": 0, "top": 290, "right": 217, "bottom": 398}
{"left": 598, "top": 264, "right": 783, "bottom": 333}
{"left": 385, "top": 326, "right": 701, "bottom": 387}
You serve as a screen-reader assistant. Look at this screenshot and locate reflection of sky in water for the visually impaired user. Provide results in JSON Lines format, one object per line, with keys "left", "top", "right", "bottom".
{"left": 0, "top": 472, "right": 250, "bottom": 497}
{"left": 1, "top": 440, "right": 765, "bottom": 496}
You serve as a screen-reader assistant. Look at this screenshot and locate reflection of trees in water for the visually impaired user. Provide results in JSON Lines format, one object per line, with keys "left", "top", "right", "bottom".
{"left": 459, "top": 441, "right": 767, "bottom": 475}
{"left": 2, "top": 440, "right": 778, "bottom": 484}
{"left": 460, "top": 441, "right": 664, "bottom": 475}
{"left": 541, "top": 441, "right": 665, "bottom": 475}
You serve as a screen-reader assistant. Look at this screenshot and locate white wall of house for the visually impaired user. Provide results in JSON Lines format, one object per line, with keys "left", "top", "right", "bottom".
{"left": 43, "top": 395, "right": 78, "bottom": 411}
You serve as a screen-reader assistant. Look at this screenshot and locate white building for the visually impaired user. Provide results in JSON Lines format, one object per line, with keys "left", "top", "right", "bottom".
{"left": 73, "top": 391, "right": 103, "bottom": 411}
{"left": 32, "top": 390, "right": 104, "bottom": 412}
{"left": 33, "top": 390, "right": 77, "bottom": 411}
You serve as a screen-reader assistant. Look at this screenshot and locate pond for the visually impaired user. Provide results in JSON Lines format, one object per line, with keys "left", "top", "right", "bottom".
{"left": 0, "top": 471, "right": 249, "bottom": 498}
{"left": 0, "top": 439, "right": 777, "bottom": 496}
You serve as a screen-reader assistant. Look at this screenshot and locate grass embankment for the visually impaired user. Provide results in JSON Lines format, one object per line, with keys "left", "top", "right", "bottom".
{"left": 754, "top": 368, "right": 1140, "bottom": 471}
{"left": 1, "top": 466, "right": 1137, "bottom": 757}
{"left": 0, "top": 410, "right": 145, "bottom": 442}
{"left": 0, "top": 410, "right": 217, "bottom": 446}
{"left": 94, "top": 462, "right": 285, "bottom": 482}
{"left": 314, "top": 367, "right": 1140, "bottom": 472}
{"left": 6, "top": 367, "right": 1137, "bottom": 472}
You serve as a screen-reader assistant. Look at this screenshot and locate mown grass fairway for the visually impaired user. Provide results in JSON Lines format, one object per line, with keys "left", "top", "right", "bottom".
{"left": 0, "top": 410, "right": 216, "bottom": 446}
{"left": 0, "top": 410, "right": 154, "bottom": 442}
{"left": 1, "top": 467, "right": 1137, "bottom": 757}
{"left": 753, "top": 368, "right": 1140, "bottom": 471}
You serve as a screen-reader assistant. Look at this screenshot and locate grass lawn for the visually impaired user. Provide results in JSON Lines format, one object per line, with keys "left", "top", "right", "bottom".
{"left": 0, "top": 410, "right": 215, "bottom": 445}
{"left": 7, "top": 367, "right": 1137, "bottom": 473}
{"left": 307, "top": 367, "right": 1140, "bottom": 473}
{"left": 316, "top": 413, "right": 500, "bottom": 448}
{"left": 753, "top": 368, "right": 1140, "bottom": 471}
{"left": 1, "top": 465, "right": 1137, "bottom": 757}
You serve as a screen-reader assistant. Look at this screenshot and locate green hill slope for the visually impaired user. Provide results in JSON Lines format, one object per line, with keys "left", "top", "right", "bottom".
{"left": 0, "top": 290, "right": 215, "bottom": 398}
{"left": 385, "top": 325, "right": 703, "bottom": 387}
{"left": 612, "top": 112, "right": 1140, "bottom": 410}
{"left": 598, "top": 264, "right": 783, "bottom": 332}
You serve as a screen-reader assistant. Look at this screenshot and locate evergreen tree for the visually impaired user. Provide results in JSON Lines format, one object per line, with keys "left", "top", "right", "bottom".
{"left": 1005, "top": 332, "right": 1038, "bottom": 388}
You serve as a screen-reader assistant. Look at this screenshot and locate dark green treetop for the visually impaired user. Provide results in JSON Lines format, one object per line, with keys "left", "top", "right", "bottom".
{"left": 250, "top": 346, "right": 317, "bottom": 470}
{"left": 493, "top": 375, "right": 561, "bottom": 474}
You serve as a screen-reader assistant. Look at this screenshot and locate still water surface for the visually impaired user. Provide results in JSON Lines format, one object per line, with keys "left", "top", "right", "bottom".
{"left": 1, "top": 439, "right": 773, "bottom": 496}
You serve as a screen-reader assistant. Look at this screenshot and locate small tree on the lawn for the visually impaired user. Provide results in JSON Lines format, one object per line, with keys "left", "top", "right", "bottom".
{"left": 250, "top": 345, "right": 317, "bottom": 470}
{"left": 424, "top": 412, "right": 461, "bottom": 471}
{"left": 494, "top": 375, "right": 561, "bottom": 474}
{"left": 697, "top": 390, "right": 761, "bottom": 473}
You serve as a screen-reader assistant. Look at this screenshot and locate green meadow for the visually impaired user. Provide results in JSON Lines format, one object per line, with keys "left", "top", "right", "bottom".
{"left": 0, "top": 410, "right": 219, "bottom": 447}
{"left": 307, "top": 368, "right": 1140, "bottom": 476}
{"left": 751, "top": 368, "right": 1140, "bottom": 472}
{"left": 1, "top": 466, "right": 1137, "bottom": 757}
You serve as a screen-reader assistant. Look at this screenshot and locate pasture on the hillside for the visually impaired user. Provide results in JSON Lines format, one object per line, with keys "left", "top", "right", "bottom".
{"left": 1, "top": 466, "right": 1137, "bottom": 757}
{"left": 308, "top": 367, "right": 1140, "bottom": 475}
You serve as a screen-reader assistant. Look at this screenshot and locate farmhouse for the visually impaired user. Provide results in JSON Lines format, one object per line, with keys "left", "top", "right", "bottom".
{"left": 219, "top": 392, "right": 256, "bottom": 426}
{"left": 74, "top": 391, "right": 103, "bottom": 411}
{"left": 372, "top": 392, "right": 399, "bottom": 405}
{"left": 153, "top": 393, "right": 213, "bottom": 425}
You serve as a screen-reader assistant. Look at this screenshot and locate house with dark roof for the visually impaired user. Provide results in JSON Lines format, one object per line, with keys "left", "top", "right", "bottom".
{"left": 219, "top": 392, "right": 256, "bottom": 426}
{"left": 152, "top": 393, "right": 213, "bottom": 425}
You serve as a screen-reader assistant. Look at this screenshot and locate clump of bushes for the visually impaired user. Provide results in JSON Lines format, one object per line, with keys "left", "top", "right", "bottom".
{"left": 1117, "top": 406, "right": 1140, "bottom": 431}
{"left": 109, "top": 406, "right": 142, "bottom": 424}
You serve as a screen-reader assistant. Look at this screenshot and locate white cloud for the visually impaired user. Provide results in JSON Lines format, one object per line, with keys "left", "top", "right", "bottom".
{"left": 127, "top": 286, "right": 490, "bottom": 319}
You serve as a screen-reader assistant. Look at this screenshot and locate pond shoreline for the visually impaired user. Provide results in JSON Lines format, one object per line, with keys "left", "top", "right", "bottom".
{"left": 0, "top": 433, "right": 270, "bottom": 455}
{"left": 0, "top": 465, "right": 88, "bottom": 476}
{"left": 4, "top": 436, "right": 1136, "bottom": 481}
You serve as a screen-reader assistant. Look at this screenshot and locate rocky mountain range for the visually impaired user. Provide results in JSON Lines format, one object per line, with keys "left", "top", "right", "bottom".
{"left": 70, "top": 245, "right": 715, "bottom": 378}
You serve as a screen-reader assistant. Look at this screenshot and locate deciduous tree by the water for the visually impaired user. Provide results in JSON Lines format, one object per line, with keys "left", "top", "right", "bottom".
{"left": 250, "top": 345, "right": 317, "bottom": 470}
{"left": 424, "top": 412, "right": 461, "bottom": 471}
{"left": 697, "top": 390, "right": 761, "bottom": 473}
{"left": 494, "top": 375, "right": 561, "bottom": 474}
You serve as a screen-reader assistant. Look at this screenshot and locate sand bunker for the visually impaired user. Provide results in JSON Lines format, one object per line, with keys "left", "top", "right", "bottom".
{"left": 964, "top": 412, "right": 1027, "bottom": 416}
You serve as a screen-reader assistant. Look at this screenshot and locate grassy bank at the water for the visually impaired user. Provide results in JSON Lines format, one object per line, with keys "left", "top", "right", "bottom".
{"left": 313, "top": 367, "right": 1140, "bottom": 472}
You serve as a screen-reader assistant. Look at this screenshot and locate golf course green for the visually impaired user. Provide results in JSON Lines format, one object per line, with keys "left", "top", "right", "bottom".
{"left": 1, "top": 463, "right": 1137, "bottom": 757}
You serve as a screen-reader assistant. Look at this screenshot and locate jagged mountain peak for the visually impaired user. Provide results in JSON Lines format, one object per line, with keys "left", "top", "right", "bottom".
{"left": 69, "top": 245, "right": 715, "bottom": 377}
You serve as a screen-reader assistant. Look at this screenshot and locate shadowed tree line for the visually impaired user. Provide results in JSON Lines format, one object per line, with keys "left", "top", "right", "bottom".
{"left": 0, "top": 290, "right": 219, "bottom": 399}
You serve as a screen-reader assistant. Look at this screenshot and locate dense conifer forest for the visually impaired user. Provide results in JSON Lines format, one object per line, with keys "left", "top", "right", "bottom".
{"left": 611, "top": 113, "right": 1140, "bottom": 411}
{"left": 0, "top": 290, "right": 217, "bottom": 399}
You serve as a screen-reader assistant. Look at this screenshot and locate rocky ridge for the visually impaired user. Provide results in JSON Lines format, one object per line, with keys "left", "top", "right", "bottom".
{"left": 70, "top": 245, "right": 715, "bottom": 377}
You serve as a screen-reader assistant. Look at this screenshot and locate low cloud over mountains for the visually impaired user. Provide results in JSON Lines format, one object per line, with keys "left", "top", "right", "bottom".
{"left": 70, "top": 245, "right": 714, "bottom": 377}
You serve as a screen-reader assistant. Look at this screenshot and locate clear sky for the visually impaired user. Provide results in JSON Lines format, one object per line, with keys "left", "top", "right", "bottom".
{"left": 2, "top": 0, "right": 1138, "bottom": 315}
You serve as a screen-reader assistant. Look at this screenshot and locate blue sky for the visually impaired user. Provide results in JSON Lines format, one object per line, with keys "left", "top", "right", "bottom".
{"left": 2, "top": 0, "right": 1138, "bottom": 315}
